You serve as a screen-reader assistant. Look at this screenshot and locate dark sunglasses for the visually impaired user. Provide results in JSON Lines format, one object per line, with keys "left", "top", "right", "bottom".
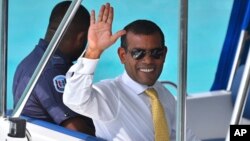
{"left": 127, "top": 46, "right": 166, "bottom": 60}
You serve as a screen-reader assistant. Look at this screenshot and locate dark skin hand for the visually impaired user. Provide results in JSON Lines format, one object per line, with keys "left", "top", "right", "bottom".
{"left": 85, "top": 3, "right": 126, "bottom": 59}
{"left": 61, "top": 116, "right": 95, "bottom": 136}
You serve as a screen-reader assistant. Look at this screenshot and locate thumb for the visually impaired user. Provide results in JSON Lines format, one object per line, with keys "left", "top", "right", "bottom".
{"left": 110, "top": 30, "right": 126, "bottom": 43}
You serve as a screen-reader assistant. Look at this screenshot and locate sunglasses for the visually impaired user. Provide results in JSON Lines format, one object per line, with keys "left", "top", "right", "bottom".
{"left": 127, "top": 47, "right": 166, "bottom": 60}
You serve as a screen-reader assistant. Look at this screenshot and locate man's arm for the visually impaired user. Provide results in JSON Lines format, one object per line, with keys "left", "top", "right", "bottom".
{"left": 61, "top": 116, "right": 95, "bottom": 136}
{"left": 35, "top": 72, "right": 95, "bottom": 135}
{"left": 63, "top": 3, "right": 125, "bottom": 121}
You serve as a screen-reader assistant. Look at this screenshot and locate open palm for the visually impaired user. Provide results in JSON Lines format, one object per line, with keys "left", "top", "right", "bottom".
{"left": 87, "top": 3, "right": 126, "bottom": 57}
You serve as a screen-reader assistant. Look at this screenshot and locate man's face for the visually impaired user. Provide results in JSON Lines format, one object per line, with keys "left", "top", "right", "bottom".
{"left": 118, "top": 32, "right": 167, "bottom": 86}
{"left": 71, "top": 32, "right": 87, "bottom": 61}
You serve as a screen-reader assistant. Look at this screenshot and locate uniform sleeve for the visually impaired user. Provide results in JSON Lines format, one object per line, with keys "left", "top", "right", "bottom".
{"left": 63, "top": 58, "right": 119, "bottom": 121}
{"left": 34, "top": 68, "right": 80, "bottom": 124}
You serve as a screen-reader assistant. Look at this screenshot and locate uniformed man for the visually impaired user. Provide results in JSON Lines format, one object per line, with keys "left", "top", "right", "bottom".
{"left": 12, "top": 1, "right": 95, "bottom": 135}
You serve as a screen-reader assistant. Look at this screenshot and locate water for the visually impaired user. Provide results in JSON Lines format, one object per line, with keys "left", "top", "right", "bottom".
{"left": 7, "top": 0, "right": 233, "bottom": 109}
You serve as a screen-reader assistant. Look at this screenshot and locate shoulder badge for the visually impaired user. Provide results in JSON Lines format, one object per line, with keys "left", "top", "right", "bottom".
{"left": 53, "top": 75, "right": 66, "bottom": 93}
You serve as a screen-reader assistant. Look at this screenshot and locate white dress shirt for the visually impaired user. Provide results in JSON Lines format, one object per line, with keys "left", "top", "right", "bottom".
{"left": 63, "top": 58, "right": 200, "bottom": 141}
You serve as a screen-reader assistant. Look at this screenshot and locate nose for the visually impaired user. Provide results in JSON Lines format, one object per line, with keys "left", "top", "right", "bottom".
{"left": 142, "top": 53, "right": 154, "bottom": 64}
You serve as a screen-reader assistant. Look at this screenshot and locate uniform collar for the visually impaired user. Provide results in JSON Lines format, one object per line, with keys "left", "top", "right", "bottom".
{"left": 37, "top": 39, "right": 72, "bottom": 65}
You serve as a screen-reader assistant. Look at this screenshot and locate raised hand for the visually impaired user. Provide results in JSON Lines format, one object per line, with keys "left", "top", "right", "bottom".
{"left": 85, "top": 3, "right": 126, "bottom": 59}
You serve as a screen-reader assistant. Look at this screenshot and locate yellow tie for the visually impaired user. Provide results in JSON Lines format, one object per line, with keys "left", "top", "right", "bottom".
{"left": 145, "top": 88, "right": 170, "bottom": 141}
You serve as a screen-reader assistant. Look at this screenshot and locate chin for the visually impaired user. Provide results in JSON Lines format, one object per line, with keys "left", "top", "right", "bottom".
{"left": 141, "top": 81, "right": 155, "bottom": 86}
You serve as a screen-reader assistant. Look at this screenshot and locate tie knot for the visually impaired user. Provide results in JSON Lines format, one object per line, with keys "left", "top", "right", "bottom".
{"left": 145, "top": 88, "right": 159, "bottom": 100}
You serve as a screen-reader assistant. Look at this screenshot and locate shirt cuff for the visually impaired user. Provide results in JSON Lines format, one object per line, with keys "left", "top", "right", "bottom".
{"left": 76, "top": 57, "right": 99, "bottom": 74}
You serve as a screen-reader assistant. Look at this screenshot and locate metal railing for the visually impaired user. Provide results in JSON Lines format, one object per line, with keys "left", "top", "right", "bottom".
{"left": 226, "top": 31, "right": 248, "bottom": 91}
{"left": 160, "top": 81, "right": 178, "bottom": 89}
{"left": 177, "top": 0, "right": 188, "bottom": 140}
{"left": 0, "top": 0, "right": 8, "bottom": 117}
{"left": 226, "top": 46, "right": 250, "bottom": 141}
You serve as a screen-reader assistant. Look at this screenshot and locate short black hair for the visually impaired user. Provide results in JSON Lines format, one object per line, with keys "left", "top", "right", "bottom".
{"left": 120, "top": 20, "right": 165, "bottom": 49}
{"left": 47, "top": 1, "right": 90, "bottom": 38}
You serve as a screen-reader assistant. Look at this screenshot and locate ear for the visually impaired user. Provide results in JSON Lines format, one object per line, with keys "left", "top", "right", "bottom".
{"left": 118, "top": 47, "right": 127, "bottom": 64}
{"left": 162, "top": 46, "right": 168, "bottom": 61}
{"left": 75, "top": 32, "right": 86, "bottom": 46}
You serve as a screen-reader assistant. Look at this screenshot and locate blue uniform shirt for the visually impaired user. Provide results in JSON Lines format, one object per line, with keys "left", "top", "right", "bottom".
{"left": 13, "top": 39, "right": 85, "bottom": 124}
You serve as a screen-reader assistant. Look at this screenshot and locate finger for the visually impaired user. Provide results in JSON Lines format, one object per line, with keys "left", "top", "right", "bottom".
{"left": 102, "top": 3, "right": 110, "bottom": 22}
{"left": 111, "top": 30, "right": 126, "bottom": 43}
{"left": 90, "top": 10, "right": 95, "bottom": 25}
{"left": 106, "top": 6, "right": 113, "bottom": 25}
{"left": 97, "top": 4, "right": 105, "bottom": 22}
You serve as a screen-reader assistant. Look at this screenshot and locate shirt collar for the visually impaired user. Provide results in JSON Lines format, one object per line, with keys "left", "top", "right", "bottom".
{"left": 121, "top": 71, "right": 157, "bottom": 95}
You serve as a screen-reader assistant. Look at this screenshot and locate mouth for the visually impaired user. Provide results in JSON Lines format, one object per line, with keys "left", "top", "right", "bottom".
{"left": 139, "top": 68, "right": 154, "bottom": 72}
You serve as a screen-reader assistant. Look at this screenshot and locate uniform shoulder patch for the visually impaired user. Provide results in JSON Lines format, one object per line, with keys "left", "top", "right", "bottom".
{"left": 53, "top": 75, "right": 66, "bottom": 93}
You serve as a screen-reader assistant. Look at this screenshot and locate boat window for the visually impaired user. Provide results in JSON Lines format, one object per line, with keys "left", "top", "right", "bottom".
{"left": 7, "top": 0, "right": 234, "bottom": 109}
